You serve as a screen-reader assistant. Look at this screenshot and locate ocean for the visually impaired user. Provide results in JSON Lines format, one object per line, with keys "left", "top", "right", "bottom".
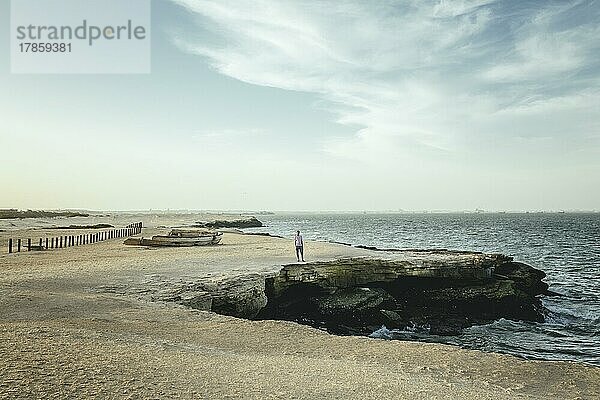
{"left": 247, "top": 212, "right": 600, "bottom": 365}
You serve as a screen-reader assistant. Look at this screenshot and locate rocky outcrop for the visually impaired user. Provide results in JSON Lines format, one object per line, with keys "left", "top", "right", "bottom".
{"left": 98, "top": 247, "right": 549, "bottom": 338}
{"left": 256, "top": 252, "right": 549, "bottom": 336}
{"left": 192, "top": 217, "right": 263, "bottom": 229}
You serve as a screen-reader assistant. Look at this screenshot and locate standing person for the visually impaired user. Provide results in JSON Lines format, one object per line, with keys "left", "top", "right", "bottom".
{"left": 294, "top": 230, "right": 305, "bottom": 262}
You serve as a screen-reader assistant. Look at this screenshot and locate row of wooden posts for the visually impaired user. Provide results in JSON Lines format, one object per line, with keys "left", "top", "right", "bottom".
{"left": 7, "top": 222, "right": 143, "bottom": 254}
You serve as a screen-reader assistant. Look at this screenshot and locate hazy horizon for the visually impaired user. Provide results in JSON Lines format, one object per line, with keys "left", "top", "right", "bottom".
{"left": 2, "top": 0, "right": 599, "bottom": 211}
{"left": 2, "top": 207, "right": 599, "bottom": 214}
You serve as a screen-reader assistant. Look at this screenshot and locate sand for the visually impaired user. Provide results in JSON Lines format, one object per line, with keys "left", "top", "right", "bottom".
{"left": 0, "top": 219, "right": 598, "bottom": 399}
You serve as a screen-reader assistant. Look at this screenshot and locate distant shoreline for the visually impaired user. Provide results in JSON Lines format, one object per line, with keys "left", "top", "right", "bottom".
{"left": 0, "top": 209, "right": 90, "bottom": 219}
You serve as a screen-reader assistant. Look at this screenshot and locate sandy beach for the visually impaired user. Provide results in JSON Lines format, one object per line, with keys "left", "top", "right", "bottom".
{"left": 1, "top": 218, "right": 599, "bottom": 399}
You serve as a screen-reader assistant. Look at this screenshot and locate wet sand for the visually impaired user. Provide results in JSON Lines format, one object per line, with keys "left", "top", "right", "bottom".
{"left": 0, "top": 221, "right": 598, "bottom": 399}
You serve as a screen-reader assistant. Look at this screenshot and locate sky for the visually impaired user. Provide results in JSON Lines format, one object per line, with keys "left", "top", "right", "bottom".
{"left": 1, "top": 0, "right": 599, "bottom": 211}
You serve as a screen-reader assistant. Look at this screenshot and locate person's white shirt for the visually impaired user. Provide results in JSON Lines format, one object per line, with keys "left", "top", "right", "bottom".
{"left": 294, "top": 234, "right": 303, "bottom": 247}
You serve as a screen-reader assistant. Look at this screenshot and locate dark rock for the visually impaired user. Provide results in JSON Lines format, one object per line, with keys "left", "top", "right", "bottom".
{"left": 494, "top": 261, "right": 549, "bottom": 295}
{"left": 244, "top": 232, "right": 284, "bottom": 239}
{"left": 314, "top": 287, "right": 396, "bottom": 316}
{"left": 49, "top": 223, "right": 114, "bottom": 230}
{"left": 193, "top": 217, "right": 263, "bottom": 229}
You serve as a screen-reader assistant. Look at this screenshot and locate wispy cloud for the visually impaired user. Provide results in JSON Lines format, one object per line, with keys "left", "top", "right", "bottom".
{"left": 170, "top": 0, "right": 600, "bottom": 161}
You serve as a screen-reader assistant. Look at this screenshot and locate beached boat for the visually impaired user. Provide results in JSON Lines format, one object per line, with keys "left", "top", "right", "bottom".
{"left": 149, "top": 234, "right": 220, "bottom": 246}
{"left": 124, "top": 228, "right": 222, "bottom": 247}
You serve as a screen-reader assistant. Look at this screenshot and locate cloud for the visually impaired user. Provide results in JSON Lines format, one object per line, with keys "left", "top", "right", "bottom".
{"left": 170, "top": 0, "right": 600, "bottom": 161}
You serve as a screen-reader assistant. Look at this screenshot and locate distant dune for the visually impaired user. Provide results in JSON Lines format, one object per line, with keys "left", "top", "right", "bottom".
{"left": 0, "top": 209, "right": 90, "bottom": 219}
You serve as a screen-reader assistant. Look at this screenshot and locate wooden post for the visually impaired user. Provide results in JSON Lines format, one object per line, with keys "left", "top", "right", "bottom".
{"left": 51, "top": 237, "right": 54, "bottom": 249}
{"left": 27, "top": 238, "right": 31, "bottom": 251}
{"left": 39, "top": 238, "right": 42, "bottom": 249}
{"left": 8, "top": 238, "right": 12, "bottom": 253}
{"left": 59, "top": 236, "right": 63, "bottom": 248}
{"left": 17, "top": 239, "right": 21, "bottom": 252}
{"left": 46, "top": 238, "right": 48, "bottom": 249}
